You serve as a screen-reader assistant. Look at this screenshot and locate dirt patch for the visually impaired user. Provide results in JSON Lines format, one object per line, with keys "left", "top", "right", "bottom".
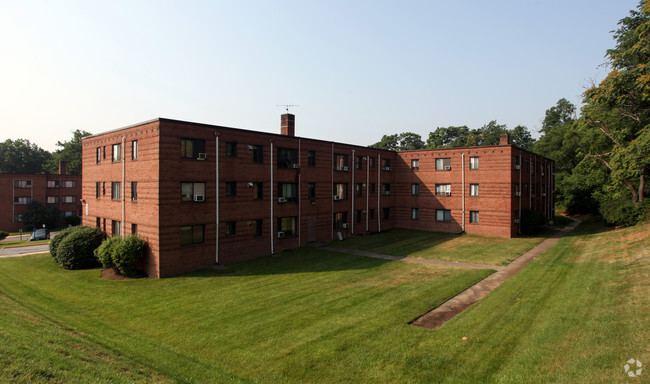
{"left": 100, "top": 269, "right": 145, "bottom": 280}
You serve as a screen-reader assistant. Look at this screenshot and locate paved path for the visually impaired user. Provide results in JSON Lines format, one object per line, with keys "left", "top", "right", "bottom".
{"left": 0, "top": 244, "right": 50, "bottom": 258}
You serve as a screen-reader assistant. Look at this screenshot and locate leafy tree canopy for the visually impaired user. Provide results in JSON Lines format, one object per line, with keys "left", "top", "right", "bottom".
{"left": 0, "top": 139, "right": 52, "bottom": 174}
{"left": 22, "top": 201, "right": 60, "bottom": 230}
{"left": 45, "top": 130, "right": 92, "bottom": 175}
{"left": 369, "top": 132, "right": 424, "bottom": 150}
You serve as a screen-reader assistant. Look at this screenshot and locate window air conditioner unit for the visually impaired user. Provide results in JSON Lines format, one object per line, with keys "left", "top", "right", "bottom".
{"left": 515, "top": 165, "right": 520, "bottom": 170}
{"left": 278, "top": 197, "right": 287, "bottom": 203}
{"left": 341, "top": 223, "right": 349, "bottom": 229}
{"left": 514, "top": 219, "right": 520, "bottom": 224}
{"left": 333, "top": 195, "right": 341, "bottom": 201}
{"left": 197, "top": 153, "right": 207, "bottom": 160}
{"left": 247, "top": 182, "right": 254, "bottom": 188}
{"left": 363, "top": 156, "right": 368, "bottom": 160}
{"left": 292, "top": 163, "right": 300, "bottom": 169}
{"left": 247, "top": 145, "right": 255, "bottom": 150}
{"left": 342, "top": 166, "right": 349, "bottom": 171}
{"left": 445, "top": 191, "right": 451, "bottom": 196}
{"left": 541, "top": 193, "right": 546, "bottom": 197}
{"left": 515, "top": 192, "right": 521, "bottom": 197}
{"left": 193, "top": 195, "right": 205, "bottom": 202}
{"left": 384, "top": 191, "right": 391, "bottom": 196}
{"left": 383, "top": 166, "right": 390, "bottom": 171}
{"left": 277, "top": 232, "right": 285, "bottom": 238}
{"left": 444, "top": 166, "right": 451, "bottom": 171}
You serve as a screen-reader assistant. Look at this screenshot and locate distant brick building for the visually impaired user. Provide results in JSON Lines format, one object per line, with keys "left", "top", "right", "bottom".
{"left": 0, "top": 161, "right": 82, "bottom": 232}
{"left": 81, "top": 116, "right": 554, "bottom": 277}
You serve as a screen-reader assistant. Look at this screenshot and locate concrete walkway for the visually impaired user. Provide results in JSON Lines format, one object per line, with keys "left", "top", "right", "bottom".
{"left": 321, "top": 217, "right": 582, "bottom": 329}
{"left": 0, "top": 244, "right": 50, "bottom": 258}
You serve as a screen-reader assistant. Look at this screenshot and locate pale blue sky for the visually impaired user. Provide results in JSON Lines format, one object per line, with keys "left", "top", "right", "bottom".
{"left": 0, "top": 0, "right": 641, "bottom": 151}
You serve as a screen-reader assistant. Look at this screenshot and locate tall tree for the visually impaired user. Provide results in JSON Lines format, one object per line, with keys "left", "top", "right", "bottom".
{"left": 541, "top": 98, "right": 576, "bottom": 133}
{"left": 369, "top": 134, "right": 399, "bottom": 150}
{"left": 508, "top": 125, "right": 535, "bottom": 150}
{"left": 475, "top": 120, "right": 508, "bottom": 146}
{"left": 580, "top": 0, "right": 650, "bottom": 205}
{"left": 45, "top": 130, "right": 92, "bottom": 175}
{"left": 397, "top": 132, "right": 425, "bottom": 150}
{"left": 0, "top": 139, "right": 51, "bottom": 174}
{"left": 426, "top": 126, "right": 472, "bottom": 148}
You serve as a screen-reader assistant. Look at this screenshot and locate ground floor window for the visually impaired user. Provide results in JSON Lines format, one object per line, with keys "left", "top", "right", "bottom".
{"left": 112, "top": 220, "right": 121, "bottom": 237}
{"left": 253, "top": 219, "right": 262, "bottom": 236}
{"left": 334, "top": 212, "right": 348, "bottom": 229}
{"left": 226, "top": 222, "right": 236, "bottom": 236}
{"left": 436, "top": 209, "right": 451, "bottom": 222}
{"left": 470, "top": 211, "right": 479, "bottom": 223}
{"left": 131, "top": 224, "right": 138, "bottom": 235}
{"left": 181, "top": 224, "right": 204, "bottom": 246}
{"left": 13, "top": 214, "right": 23, "bottom": 222}
{"left": 383, "top": 208, "right": 390, "bottom": 219}
{"left": 277, "top": 217, "right": 296, "bottom": 236}
{"left": 412, "top": 208, "right": 419, "bottom": 220}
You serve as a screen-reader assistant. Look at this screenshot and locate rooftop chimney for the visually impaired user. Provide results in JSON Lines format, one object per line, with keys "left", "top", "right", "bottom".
{"left": 281, "top": 113, "right": 295, "bottom": 137}
{"left": 58, "top": 160, "right": 67, "bottom": 175}
{"left": 499, "top": 134, "right": 510, "bottom": 145}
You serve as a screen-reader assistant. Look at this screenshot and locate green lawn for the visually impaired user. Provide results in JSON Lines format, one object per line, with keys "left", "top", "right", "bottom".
{"left": 334, "top": 228, "right": 547, "bottom": 266}
{"left": 0, "top": 218, "right": 647, "bottom": 383}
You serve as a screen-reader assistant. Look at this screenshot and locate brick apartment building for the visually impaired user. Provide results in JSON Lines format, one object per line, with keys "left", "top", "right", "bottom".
{"left": 81, "top": 115, "right": 554, "bottom": 277}
{"left": 0, "top": 161, "right": 82, "bottom": 232}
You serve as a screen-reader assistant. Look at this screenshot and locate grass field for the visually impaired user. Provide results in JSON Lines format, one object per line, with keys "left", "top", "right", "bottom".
{"left": 0, "top": 218, "right": 648, "bottom": 383}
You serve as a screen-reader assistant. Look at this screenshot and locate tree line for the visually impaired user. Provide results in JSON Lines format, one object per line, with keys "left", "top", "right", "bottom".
{"left": 370, "top": 0, "right": 649, "bottom": 226}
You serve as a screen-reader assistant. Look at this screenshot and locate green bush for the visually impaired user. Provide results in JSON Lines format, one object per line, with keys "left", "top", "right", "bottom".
{"left": 521, "top": 209, "right": 547, "bottom": 235}
{"left": 0, "top": 231, "right": 8, "bottom": 240}
{"left": 49, "top": 226, "right": 85, "bottom": 264}
{"left": 111, "top": 235, "right": 147, "bottom": 277}
{"left": 599, "top": 198, "right": 646, "bottom": 227}
{"left": 55, "top": 227, "right": 106, "bottom": 270}
{"left": 65, "top": 215, "right": 81, "bottom": 227}
{"left": 94, "top": 236, "right": 121, "bottom": 270}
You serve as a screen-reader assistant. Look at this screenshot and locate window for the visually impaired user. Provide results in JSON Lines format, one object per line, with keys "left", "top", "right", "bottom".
{"left": 112, "top": 144, "right": 121, "bottom": 162}
{"left": 470, "top": 157, "right": 479, "bottom": 170}
{"left": 181, "top": 138, "right": 206, "bottom": 159}
{"left": 226, "top": 222, "right": 236, "bottom": 236}
{"left": 531, "top": 159, "right": 535, "bottom": 175}
{"left": 253, "top": 219, "right": 263, "bottom": 236}
{"left": 369, "top": 209, "right": 375, "bottom": 219}
{"left": 226, "top": 142, "right": 237, "bottom": 157}
{"left": 411, "top": 183, "right": 419, "bottom": 196}
{"left": 370, "top": 157, "right": 376, "bottom": 168}
{"left": 436, "top": 209, "right": 451, "bottom": 222}
{"left": 277, "top": 147, "right": 298, "bottom": 168}
{"left": 435, "top": 184, "right": 451, "bottom": 196}
{"left": 96, "top": 217, "right": 101, "bottom": 228}
{"left": 356, "top": 210, "right": 363, "bottom": 223}
{"left": 356, "top": 156, "right": 363, "bottom": 169}
{"left": 181, "top": 225, "right": 204, "bottom": 245}
{"left": 334, "top": 154, "right": 349, "bottom": 171}
{"left": 62, "top": 196, "right": 76, "bottom": 203}
{"left": 131, "top": 182, "right": 138, "bottom": 201}
{"left": 470, "top": 211, "right": 479, "bottom": 223}
{"left": 436, "top": 158, "right": 451, "bottom": 170}
{"left": 383, "top": 208, "right": 390, "bottom": 219}
{"left": 334, "top": 212, "right": 348, "bottom": 229}
{"left": 253, "top": 182, "right": 263, "bottom": 200}
{"left": 531, "top": 184, "right": 536, "bottom": 197}
{"left": 333, "top": 183, "right": 347, "bottom": 200}
{"left": 132, "top": 140, "right": 138, "bottom": 160}
{"left": 513, "top": 156, "right": 520, "bottom": 168}
{"left": 278, "top": 183, "right": 298, "bottom": 201}
{"left": 470, "top": 184, "right": 479, "bottom": 196}
{"left": 253, "top": 145, "right": 263, "bottom": 163}
{"left": 63, "top": 181, "right": 76, "bottom": 188}
{"left": 103, "top": 146, "right": 106, "bottom": 160}
{"left": 412, "top": 208, "right": 419, "bottom": 220}
{"left": 356, "top": 183, "right": 363, "bottom": 197}
{"left": 47, "top": 180, "right": 59, "bottom": 188}
{"left": 47, "top": 196, "right": 58, "bottom": 204}
{"left": 13, "top": 214, "right": 23, "bottom": 222}
{"left": 111, "top": 182, "right": 121, "bottom": 200}
{"left": 307, "top": 183, "right": 316, "bottom": 199}
{"left": 112, "top": 220, "right": 121, "bottom": 237}
{"left": 411, "top": 159, "right": 419, "bottom": 170}
{"left": 277, "top": 217, "right": 296, "bottom": 235}
{"left": 307, "top": 151, "right": 316, "bottom": 167}
{"left": 382, "top": 159, "right": 391, "bottom": 170}
{"left": 514, "top": 184, "right": 521, "bottom": 196}
{"left": 14, "top": 180, "right": 31, "bottom": 188}
{"left": 370, "top": 183, "right": 376, "bottom": 193}
{"left": 96, "top": 147, "right": 102, "bottom": 164}
{"left": 225, "top": 182, "right": 237, "bottom": 197}
{"left": 102, "top": 182, "right": 106, "bottom": 196}
{"left": 382, "top": 183, "right": 391, "bottom": 196}
{"left": 181, "top": 182, "right": 206, "bottom": 202}
{"left": 14, "top": 197, "right": 31, "bottom": 205}
{"left": 64, "top": 211, "right": 76, "bottom": 217}
{"left": 131, "top": 224, "right": 138, "bottom": 235}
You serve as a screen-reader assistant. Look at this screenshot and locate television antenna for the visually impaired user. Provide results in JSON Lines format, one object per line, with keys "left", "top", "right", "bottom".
{"left": 277, "top": 104, "right": 300, "bottom": 113}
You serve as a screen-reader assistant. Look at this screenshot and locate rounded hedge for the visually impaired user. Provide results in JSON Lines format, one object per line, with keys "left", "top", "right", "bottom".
{"left": 111, "top": 235, "right": 147, "bottom": 276}
{"left": 94, "top": 236, "right": 121, "bottom": 270}
{"left": 50, "top": 226, "right": 86, "bottom": 264}
{"left": 56, "top": 226, "right": 106, "bottom": 270}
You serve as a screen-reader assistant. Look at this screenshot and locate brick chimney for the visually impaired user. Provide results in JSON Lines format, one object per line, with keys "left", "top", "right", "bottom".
{"left": 281, "top": 114, "right": 295, "bottom": 137}
{"left": 499, "top": 134, "right": 510, "bottom": 145}
{"left": 58, "top": 160, "right": 67, "bottom": 175}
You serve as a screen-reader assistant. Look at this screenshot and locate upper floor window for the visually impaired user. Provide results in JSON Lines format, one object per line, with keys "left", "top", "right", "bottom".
{"left": 226, "top": 142, "right": 237, "bottom": 157}
{"left": 181, "top": 182, "right": 206, "bottom": 202}
{"left": 252, "top": 182, "right": 263, "bottom": 200}
{"left": 62, "top": 196, "right": 76, "bottom": 203}
{"left": 47, "top": 180, "right": 59, "bottom": 188}
{"left": 181, "top": 138, "right": 206, "bottom": 159}
{"left": 112, "top": 144, "right": 121, "bottom": 162}
{"left": 252, "top": 145, "right": 263, "bottom": 163}
{"left": 225, "top": 182, "right": 237, "bottom": 197}
{"left": 307, "top": 151, "right": 316, "bottom": 167}
{"left": 470, "top": 157, "right": 479, "bottom": 170}
{"left": 382, "top": 183, "right": 391, "bottom": 196}
{"left": 47, "top": 196, "right": 59, "bottom": 204}
{"left": 435, "top": 184, "right": 451, "bottom": 196}
{"left": 470, "top": 184, "right": 479, "bottom": 196}
{"left": 131, "top": 182, "right": 138, "bottom": 201}
{"left": 278, "top": 183, "right": 297, "bottom": 201}
{"left": 132, "top": 140, "right": 138, "bottom": 160}
{"left": 63, "top": 181, "right": 76, "bottom": 188}
{"left": 436, "top": 158, "right": 451, "bottom": 171}
{"left": 14, "top": 197, "right": 31, "bottom": 205}
{"left": 277, "top": 148, "right": 298, "bottom": 168}
{"left": 411, "top": 159, "right": 419, "bottom": 170}
{"left": 382, "top": 159, "right": 391, "bottom": 171}
{"left": 111, "top": 182, "right": 121, "bottom": 200}
{"left": 334, "top": 154, "right": 349, "bottom": 171}
{"left": 308, "top": 183, "right": 316, "bottom": 199}
{"left": 96, "top": 147, "right": 102, "bottom": 164}
{"left": 333, "top": 183, "right": 348, "bottom": 200}
{"left": 411, "top": 183, "right": 419, "bottom": 195}
{"left": 14, "top": 180, "right": 31, "bottom": 188}
{"left": 355, "top": 183, "right": 363, "bottom": 197}
{"left": 369, "top": 157, "right": 376, "bottom": 168}
{"left": 356, "top": 156, "right": 363, "bottom": 169}
{"left": 96, "top": 182, "right": 101, "bottom": 198}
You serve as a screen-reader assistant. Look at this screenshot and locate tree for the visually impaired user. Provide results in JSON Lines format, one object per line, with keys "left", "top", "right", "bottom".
{"left": 369, "top": 134, "right": 399, "bottom": 150}
{"left": 0, "top": 139, "right": 51, "bottom": 174}
{"left": 475, "top": 120, "right": 508, "bottom": 146}
{"left": 426, "top": 126, "right": 472, "bottom": 148}
{"left": 21, "top": 201, "right": 60, "bottom": 230}
{"left": 45, "top": 130, "right": 92, "bottom": 175}
{"left": 509, "top": 125, "right": 535, "bottom": 150}
{"left": 580, "top": 0, "right": 650, "bottom": 206}
{"left": 369, "top": 132, "right": 424, "bottom": 150}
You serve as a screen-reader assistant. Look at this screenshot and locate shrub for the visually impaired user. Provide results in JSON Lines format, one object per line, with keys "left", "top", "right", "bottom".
{"left": 56, "top": 226, "right": 106, "bottom": 270}
{"left": 49, "top": 226, "right": 85, "bottom": 264}
{"left": 65, "top": 215, "right": 81, "bottom": 226}
{"left": 0, "top": 231, "right": 8, "bottom": 240}
{"left": 111, "top": 235, "right": 147, "bottom": 277}
{"left": 599, "top": 198, "right": 645, "bottom": 227}
{"left": 521, "top": 209, "right": 546, "bottom": 235}
{"left": 94, "top": 236, "right": 121, "bottom": 270}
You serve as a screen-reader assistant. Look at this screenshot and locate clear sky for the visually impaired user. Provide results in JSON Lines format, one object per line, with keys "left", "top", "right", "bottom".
{"left": 0, "top": 0, "right": 641, "bottom": 151}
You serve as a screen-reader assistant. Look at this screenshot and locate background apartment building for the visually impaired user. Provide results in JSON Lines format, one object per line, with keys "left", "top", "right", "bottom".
{"left": 0, "top": 161, "right": 82, "bottom": 232}
{"left": 82, "top": 115, "right": 553, "bottom": 277}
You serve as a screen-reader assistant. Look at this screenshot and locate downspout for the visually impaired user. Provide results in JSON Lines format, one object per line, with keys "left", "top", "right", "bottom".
{"left": 270, "top": 140, "right": 274, "bottom": 254}
{"left": 518, "top": 151, "right": 522, "bottom": 235}
{"left": 298, "top": 138, "right": 301, "bottom": 246}
{"left": 529, "top": 155, "right": 532, "bottom": 209}
{"left": 378, "top": 153, "right": 381, "bottom": 233}
{"left": 461, "top": 153, "right": 466, "bottom": 233}
{"left": 215, "top": 133, "right": 219, "bottom": 263}
{"left": 366, "top": 155, "right": 369, "bottom": 233}
{"left": 121, "top": 137, "right": 125, "bottom": 237}
{"left": 351, "top": 149, "right": 355, "bottom": 234}
{"left": 331, "top": 142, "right": 334, "bottom": 241}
